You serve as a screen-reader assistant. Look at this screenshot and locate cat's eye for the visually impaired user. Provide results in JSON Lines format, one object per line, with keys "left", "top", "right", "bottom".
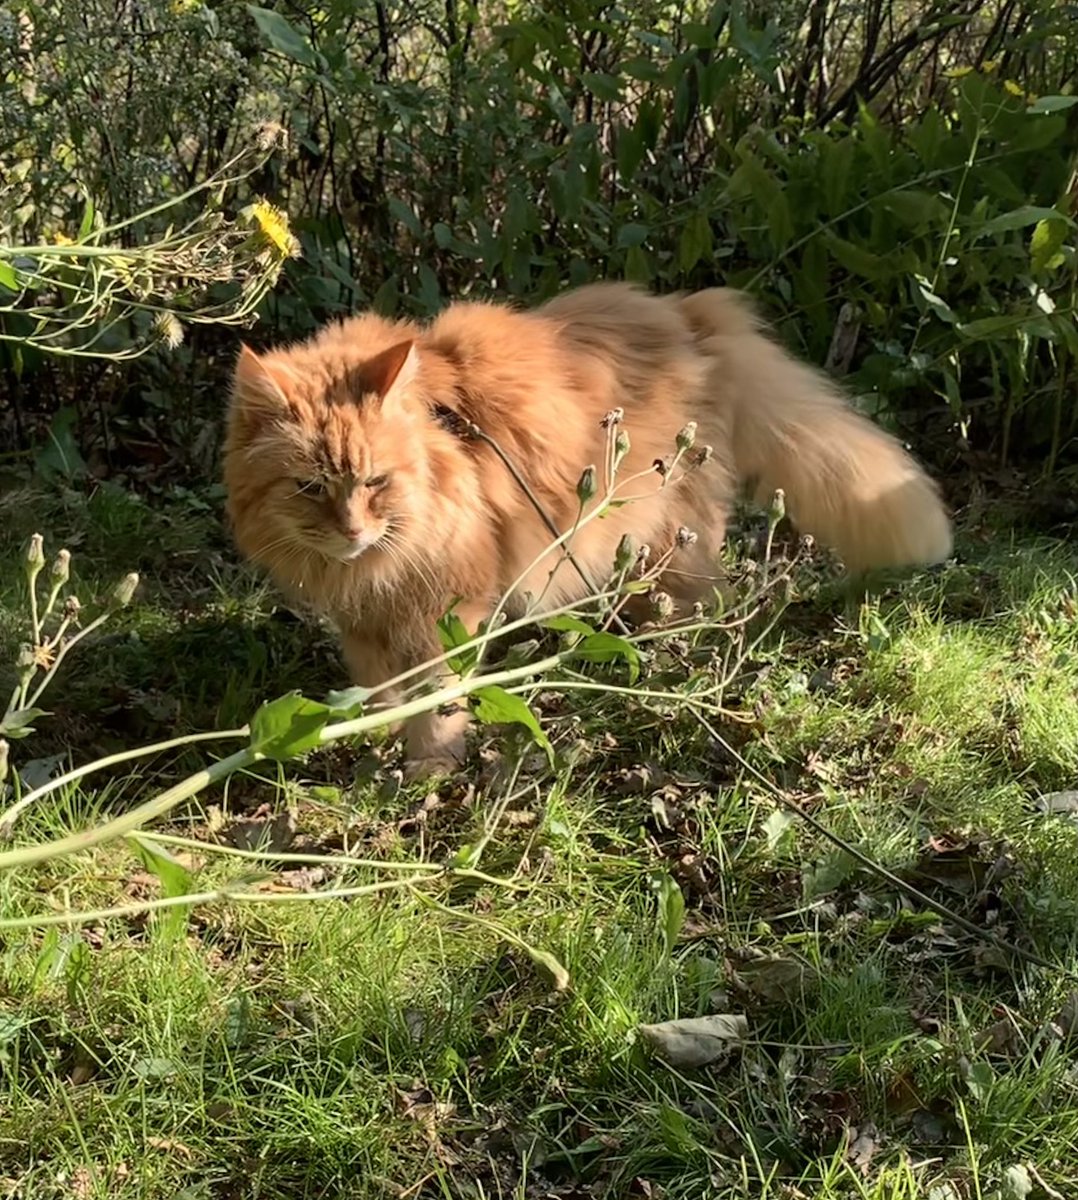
{"left": 365, "top": 474, "right": 388, "bottom": 490}
{"left": 297, "top": 479, "right": 328, "bottom": 498}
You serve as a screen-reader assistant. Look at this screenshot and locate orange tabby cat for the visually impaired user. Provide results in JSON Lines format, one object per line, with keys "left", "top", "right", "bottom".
{"left": 224, "top": 282, "right": 951, "bottom": 775}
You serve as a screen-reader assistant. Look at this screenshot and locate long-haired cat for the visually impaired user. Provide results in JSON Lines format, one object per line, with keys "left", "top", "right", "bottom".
{"left": 224, "top": 282, "right": 952, "bottom": 775}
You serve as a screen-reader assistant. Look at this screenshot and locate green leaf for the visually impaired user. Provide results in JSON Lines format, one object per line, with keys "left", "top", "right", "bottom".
{"left": 1031, "top": 218, "right": 1068, "bottom": 273}
{"left": 678, "top": 209, "right": 713, "bottom": 272}
{"left": 128, "top": 835, "right": 191, "bottom": 897}
{"left": 437, "top": 608, "right": 478, "bottom": 675}
{"left": 323, "top": 686, "right": 371, "bottom": 718}
{"left": 978, "top": 205, "right": 1074, "bottom": 236}
{"left": 616, "top": 122, "right": 645, "bottom": 183}
{"left": 133, "top": 1056, "right": 178, "bottom": 1082}
{"left": 35, "top": 406, "right": 87, "bottom": 483}
{"left": 914, "top": 274, "right": 956, "bottom": 324}
{"left": 388, "top": 197, "right": 421, "bottom": 236}
{"left": 0, "top": 707, "right": 47, "bottom": 739}
{"left": 246, "top": 4, "right": 317, "bottom": 66}
{"left": 77, "top": 191, "right": 95, "bottom": 240}
{"left": 957, "top": 315, "right": 1023, "bottom": 340}
{"left": 542, "top": 615, "right": 595, "bottom": 636}
{"left": 880, "top": 189, "right": 943, "bottom": 229}
{"left": 1028, "top": 95, "right": 1078, "bottom": 114}
{"left": 370, "top": 274, "right": 399, "bottom": 316}
{"left": 127, "top": 835, "right": 195, "bottom": 942}
{"left": 249, "top": 692, "right": 332, "bottom": 760}
{"left": 471, "top": 686, "right": 553, "bottom": 764}
{"left": 568, "top": 632, "right": 640, "bottom": 681}
{"left": 624, "top": 244, "right": 650, "bottom": 283}
{"left": 764, "top": 809, "right": 795, "bottom": 853}
{"left": 823, "top": 232, "right": 887, "bottom": 281}
{"left": 617, "top": 223, "right": 649, "bottom": 249}
{"left": 0, "top": 261, "right": 20, "bottom": 292}
{"left": 581, "top": 71, "right": 621, "bottom": 102}
{"left": 656, "top": 873, "right": 685, "bottom": 957}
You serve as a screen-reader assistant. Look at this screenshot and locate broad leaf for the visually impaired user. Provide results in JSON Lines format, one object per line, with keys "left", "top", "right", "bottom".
{"left": 0, "top": 707, "right": 47, "bottom": 739}
{"left": 437, "top": 608, "right": 479, "bottom": 675}
{"left": 471, "top": 685, "right": 553, "bottom": 764}
{"left": 568, "top": 632, "right": 640, "bottom": 681}
{"left": 1029, "top": 95, "right": 1078, "bottom": 114}
{"left": 1031, "top": 218, "right": 1068, "bottom": 273}
{"left": 323, "top": 686, "right": 372, "bottom": 718}
{"left": 0, "top": 262, "right": 19, "bottom": 292}
{"left": 246, "top": 5, "right": 317, "bottom": 67}
{"left": 127, "top": 835, "right": 195, "bottom": 942}
{"left": 655, "top": 873, "right": 685, "bottom": 957}
{"left": 249, "top": 692, "right": 332, "bottom": 760}
{"left": 978, "top": 205, "right": 1074, "bottom": 236}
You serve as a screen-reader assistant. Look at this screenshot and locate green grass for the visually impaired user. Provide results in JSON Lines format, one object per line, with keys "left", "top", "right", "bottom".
{"left": 4, "top": 483, "right": 1078, "bottom": 1198}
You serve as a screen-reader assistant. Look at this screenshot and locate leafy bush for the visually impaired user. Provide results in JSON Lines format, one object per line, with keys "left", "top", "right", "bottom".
{"left": 1, "top": 0, "right": 1076, "bottom": 471}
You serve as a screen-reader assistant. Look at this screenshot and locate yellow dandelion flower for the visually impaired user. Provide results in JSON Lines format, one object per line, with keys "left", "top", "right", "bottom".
{"left": 982, "top": 58, "right": 999, "bottom": 73}
{"left": 250, "top": 200, "right": 300, "bottom": 259}
{"left": 945, "top": 65, "right": 974, "bottom": 79}
{"left": 53, "top": 232, "right": 74, "bottom": 245}
{"left": 1003, "top": 79, "right": 1024, "bottom": 97}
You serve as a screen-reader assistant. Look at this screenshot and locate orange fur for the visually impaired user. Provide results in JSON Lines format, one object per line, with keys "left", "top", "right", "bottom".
{"left": 223, "top": 282, "right": 952, "bottom": 772}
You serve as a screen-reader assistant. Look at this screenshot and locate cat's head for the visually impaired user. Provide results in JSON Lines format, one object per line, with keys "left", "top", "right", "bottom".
{"left": 224, "top": 337, "right": 431, "bottom": 568}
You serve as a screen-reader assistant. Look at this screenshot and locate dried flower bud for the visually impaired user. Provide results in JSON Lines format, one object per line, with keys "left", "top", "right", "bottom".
{"left": 49, "top": 549, "right": 70, "bottom": 588}
{"left": 25, "top": 533, "right": 45, "bottom": 580}
{"left": 676, "top": 526, "right": 698, "bottom": 548}
{"left": 614, "top": 430, "right": 631, "bottom": 466}
{"left": 601, "top": 407, "right": 624, "bottom": 428}
{"left": 692, "top": 445, "right": 714, "bottom": 467}
{"left": 62, "top": 595, "right": 82, "bottom": 621}
{"left": 768, "top": 488, "right": 786, "bottom": 525}
{"left": 576, "top": 465, "right": 597, "bottom": 506}
{"left": 614, "top": 533, "right": 636, "bottom": 574}
{"left": 16, "top": 644, "right": 35, "bottom": 687}
{"left": 653, "top": 458, "right": 668, "bottom": 477}
{"left": 652, "top": 591, "right": 675, "bottom": 621}
{"left": 110, "top": 572, "right": 140, "bottom": 610}
{"left": 676, "top": 422, "right": 697, "bottom": 452}
{"left": 636, "top": 544, "right": 652, "bottom": 575}
{"left": 0, "top": 739, "right": 7, "bottom": 788}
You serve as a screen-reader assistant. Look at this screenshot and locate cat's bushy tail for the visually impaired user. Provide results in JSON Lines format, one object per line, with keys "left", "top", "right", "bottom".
{"left": 676, "top": 289, "right": 953, "bottom": 571}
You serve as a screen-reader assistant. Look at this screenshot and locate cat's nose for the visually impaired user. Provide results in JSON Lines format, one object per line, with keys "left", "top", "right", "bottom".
{"left": 343, "top": 526, "right": 364, "bottom": 542}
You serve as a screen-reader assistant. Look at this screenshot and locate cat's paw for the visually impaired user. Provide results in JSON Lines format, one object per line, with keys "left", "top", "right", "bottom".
{"left": 403, "top": 706, "right": 470, "bottom": 783}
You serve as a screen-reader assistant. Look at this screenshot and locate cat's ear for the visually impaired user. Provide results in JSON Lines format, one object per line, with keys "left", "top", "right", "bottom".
{"left": 233, "top": 344, "right": 295, "bottom": 412}
{"left": 366, "top": 340, "right": 419, "bottom": 408}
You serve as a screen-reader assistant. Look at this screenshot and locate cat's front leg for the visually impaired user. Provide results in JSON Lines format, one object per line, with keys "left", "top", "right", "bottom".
{"left": 401, "top": 600, "right": 492, "bottom": 781}
{"left": 340, "top": 609, "right": 485, "bottom": 782}
{"left": 339, "top": 627, "right": 406, "bottom": 734}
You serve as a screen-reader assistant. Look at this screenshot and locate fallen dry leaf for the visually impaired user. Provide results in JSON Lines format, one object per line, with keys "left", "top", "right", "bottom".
{"left": 730, "top": 955, "right": 819, "bottom": 1003}
{"left": 146, "top": 1136, "right": 194, "bottom": 1159}
{"left": 846, "top": 1122, "right": 881, "bottom": 1176}
{"left": 637, "top": 1013, "right": 748, "bottom": 1068}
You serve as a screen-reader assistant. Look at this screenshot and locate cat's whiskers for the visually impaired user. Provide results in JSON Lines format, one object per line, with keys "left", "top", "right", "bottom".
{"left": 379, "top": 531, "right": 441, "bottom": 604}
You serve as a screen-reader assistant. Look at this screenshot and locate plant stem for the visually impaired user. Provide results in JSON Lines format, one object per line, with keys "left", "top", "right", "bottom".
{"left": 133, "top": 831, "right": 529, "bottom": 890}
{"left": 26, "top": 613, "right": 110, "bottom": 710}
{"left": 0, "top": 746, "right": 258, "bottom": 871}
{"left": 0, "top": 727, "right": 250, "bottom": 836}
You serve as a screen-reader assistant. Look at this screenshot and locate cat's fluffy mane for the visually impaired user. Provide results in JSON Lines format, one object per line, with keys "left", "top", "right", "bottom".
{"left": 224, "top": 281, "right": 952, "bottom": 769}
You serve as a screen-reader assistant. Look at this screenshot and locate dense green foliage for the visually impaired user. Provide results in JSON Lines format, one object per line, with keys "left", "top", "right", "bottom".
{"left": 1, "top": 0, "right": 1076, "bottom": 472}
